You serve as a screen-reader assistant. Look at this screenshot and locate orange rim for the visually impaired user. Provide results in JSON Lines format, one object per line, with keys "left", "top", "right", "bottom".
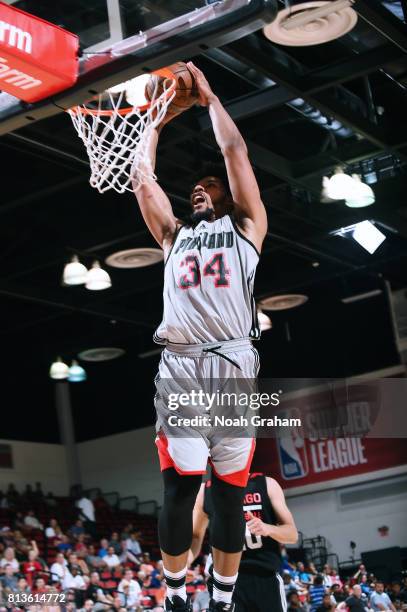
{"left": 69, "top": 67, "right": 176, "bottom": 117}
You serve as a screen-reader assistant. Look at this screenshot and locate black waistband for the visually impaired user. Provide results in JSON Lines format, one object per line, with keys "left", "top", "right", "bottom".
{"left": 238, "top": 564, "right": 278, "bottom": 577}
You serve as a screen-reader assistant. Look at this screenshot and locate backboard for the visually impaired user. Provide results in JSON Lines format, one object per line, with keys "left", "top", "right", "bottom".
{"left": 0, "top": 0, "right": 277, "bottom": 134}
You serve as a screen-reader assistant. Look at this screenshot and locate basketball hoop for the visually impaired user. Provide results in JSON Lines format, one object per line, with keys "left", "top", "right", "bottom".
{"left": 68, "top": 67, "right": 176, "bottom": 194}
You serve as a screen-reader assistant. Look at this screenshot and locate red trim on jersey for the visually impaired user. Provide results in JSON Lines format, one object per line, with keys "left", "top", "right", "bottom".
{"left": 210, "top": 438, "right": 256, "bottom": 487}
{"left": 155, "top": 432, "right": 207, "bottom": 476}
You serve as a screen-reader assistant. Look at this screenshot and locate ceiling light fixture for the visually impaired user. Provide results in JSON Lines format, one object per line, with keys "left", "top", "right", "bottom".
{"left": 323, "top": 167, "right": 356, "bottom": 200}
{"left": 63, "top": 255, "right": 88, "bottom": 286}
{"left": 257, "top": 308, "right": 272, "bottom": 332}
{"left": 49, "top": 357, "right": 69, "bottom": 380}
{"left": 331, "top": 220, "right": 386, "bottom": 254}
{"left": 345, "top": 174, "right": 375, "bottom": 208}
{"left": 68, "top": 360, "right": 87, "bottom": 382}
{"left": 85, "top": 261, "right": 112, "bottom": 291}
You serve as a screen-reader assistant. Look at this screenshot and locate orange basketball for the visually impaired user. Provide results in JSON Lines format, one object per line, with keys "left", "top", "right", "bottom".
{"left": 145, "top": 61, "right": 199, "bottom": 124}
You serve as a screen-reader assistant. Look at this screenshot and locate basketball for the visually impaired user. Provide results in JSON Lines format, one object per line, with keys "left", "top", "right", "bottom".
{"left": 145, "top": 61, "right": 199, "bottom": 124}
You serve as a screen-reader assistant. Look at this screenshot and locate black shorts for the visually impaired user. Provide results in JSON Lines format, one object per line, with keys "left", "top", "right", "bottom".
{"left": 233, "top": 570, "right": 287, "bottom": 612}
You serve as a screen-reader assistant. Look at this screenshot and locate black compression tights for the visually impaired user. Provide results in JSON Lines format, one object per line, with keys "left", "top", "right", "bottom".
{"left": 158, "top": 468, "right": 202, "bottom": 556}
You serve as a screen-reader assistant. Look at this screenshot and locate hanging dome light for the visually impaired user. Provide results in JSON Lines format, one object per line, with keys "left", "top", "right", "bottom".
{"left": 325, "top": 167, "right": 356, "bottom": 200}
{"left": 68, "top": 360, "right": 87, "bottom": 382}
{"left": 345, "top": 174, "right": 375, "bottom": 208}
{"left": 257, "top": 308, "right": 272, "bottom": 332}
{"left": 85, "top": 261, "right": 112, "bottom": 291}
{"left": 63, "top": 255, "right": 88, "bottom": 286}
{"left": 49, "top": 357, "right": 69, "bottom": 380}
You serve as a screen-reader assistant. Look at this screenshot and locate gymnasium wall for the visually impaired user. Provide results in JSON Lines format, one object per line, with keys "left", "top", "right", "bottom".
{"left": 77, "top": 426, "right": 163, "bottom": 504}
{"left": 286, "top": 474, "right": 407, "bottom": 563}
{"left": 0, "top": 439, "right": 69, "bottom": 495}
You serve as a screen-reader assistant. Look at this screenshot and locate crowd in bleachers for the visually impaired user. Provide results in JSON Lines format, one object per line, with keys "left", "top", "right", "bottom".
{"left": 1, "top": 484, "right": 406, "bottom": 612}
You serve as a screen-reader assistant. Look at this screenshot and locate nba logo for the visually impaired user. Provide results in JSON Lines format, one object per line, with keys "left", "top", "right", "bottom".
{"left": 277, "top": 409, "right": 308, "bottom": 479}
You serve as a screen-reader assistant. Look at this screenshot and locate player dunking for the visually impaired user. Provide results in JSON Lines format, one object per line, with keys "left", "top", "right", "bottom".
{"left": 132, "top": 63, "right": 268, "bottom": 612}
{"left": 190, "top": 473, "right": 298, "bottom": 612}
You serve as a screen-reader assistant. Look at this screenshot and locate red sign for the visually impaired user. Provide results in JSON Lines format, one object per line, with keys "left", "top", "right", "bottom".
{"left": 252, "top": 437, "right": 407, "bottom": 489}
{"left": 0, "top": 2, "right": 78, "bottom": 102}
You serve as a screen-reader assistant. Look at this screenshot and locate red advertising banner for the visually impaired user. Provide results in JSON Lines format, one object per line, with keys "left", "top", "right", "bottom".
{"left": 252, "top": 437, "right": 407, "bottom": 489}
{"left": 0, "top": 2, "right": 78, "bottom": 102}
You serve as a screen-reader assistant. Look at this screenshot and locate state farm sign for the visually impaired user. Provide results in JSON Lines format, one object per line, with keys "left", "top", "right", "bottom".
{"left": 0, "top": 2, "right": 78, "bottom": 102}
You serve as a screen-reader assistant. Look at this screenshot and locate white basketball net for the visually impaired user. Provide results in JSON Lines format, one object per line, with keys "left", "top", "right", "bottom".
{"left": 68, "top": 74, "right": 176, "bottom": 194}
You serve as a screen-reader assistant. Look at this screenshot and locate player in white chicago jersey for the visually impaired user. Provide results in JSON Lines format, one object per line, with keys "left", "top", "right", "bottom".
{"left": 133, "top": 62, "right": 268, "bottom": 612}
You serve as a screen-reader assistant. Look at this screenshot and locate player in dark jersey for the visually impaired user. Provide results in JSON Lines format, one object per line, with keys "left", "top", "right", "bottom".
{"left": 190, "top": 473, "right": 298, "bottom": 612}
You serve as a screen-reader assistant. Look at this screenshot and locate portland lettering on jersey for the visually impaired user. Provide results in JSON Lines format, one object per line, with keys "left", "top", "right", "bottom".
{"left": 174, "top": 230, "right": 234, "bottom": 254}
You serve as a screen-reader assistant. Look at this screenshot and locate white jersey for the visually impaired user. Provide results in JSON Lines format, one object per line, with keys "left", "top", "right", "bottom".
{"left": 154, "top": 214, "right": 260, "bottom": 344}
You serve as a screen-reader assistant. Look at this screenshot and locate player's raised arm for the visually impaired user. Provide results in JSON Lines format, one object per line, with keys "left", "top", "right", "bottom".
{"left": 132, "top": 127, "right": 180, "bottom": 255}
{"left": 187, "top": 62, "right": 267, "bottom": 253}
{"left": 265, "top": 477, "right": 298, "bottom": 544}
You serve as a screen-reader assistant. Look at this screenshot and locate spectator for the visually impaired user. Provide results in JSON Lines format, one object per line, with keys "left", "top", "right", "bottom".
{"left": 338, "top": 584, "right": 369, "bottom": 612}
{"left": 109, "top": 532, "right": 121, "bottom": 556}
{"left": 360, "top": 574, "right": 372, "bottom": 597}
{"left": 79, "top": 599, "right": 95, "bottom": 612}
{"left": 354, "top": 564, "right": 367, "bottom": 581}
{"left": 62, "top": 565, "right": 86, "bottom": 591}
{"left": 140, "top": 553, "right": 154, "bottom": 576}
{"left": 316, "top": 593, "right": 335, "bottom": 612}
{"left": 370, "top": 582, "right": 397, "bottom": 612}
{"left": 6, "top": 484, "right": 19, "bottom": 506}
{"left": 21, "top": 548, "right": 43, "bottom": 587}
{"left": 192, "top": 588, "right": 210, "bottom": 612}
{"left": 68, "top": 553, "right": 89, "bottom": 577}
{"left": 75, "top": 534, "right": 88, "bottom": 555}
{"left": 23, "top": 510, "right": 43, "bottom": 531}
{"left": 45, "top": 519, "right": 60, "bottom": 539}
{"left": 120, "top": 524, "right": 134, "bottom": 541}
{"left": 76, "top": 494, "right": 96, "bottom": 539}
{"left": 57, "top": 535, "right": 73, "bottom": 554}
{"left": 85, "top": 571, "right": 114, "bottom": 609}
{"left": 322, "top": 565, "right": 334, "bottom": 588}
{"left": 23, "top": 485, "right": 35, "bottom": 504}
{"left": 124, "top": 532, "right": 142, "bottom": 561}
{"left": 98, "top": 539, "right": 109, "bottom": 559}
{"left": 45, "top": 492, "right": 58, "bottom": 508}
{"left": 86, "top": 545, "right": 103, "bottom": 570}
{"left": 102, "top": 546, "right": 121, "bottom": 571}
{"left": 283, "top": 571, "right": 299, "bottom": 595}
{"left": 0, "top": 547, "right": 19, "bottom": 574}
{"left": 287, "top": 590, "right": 307, "bottom": 612}
{"left": 32, "top": 577, "right": 47, "bottom": 595}
{"left": 69, "top": 520, "right": 86, "bottom": 541}
{"left": 149, "top": 560, "right": 164, "bottom": 588}
{"left": 0, "top": 565, "right": 18, "bottom": 592}
{"left": 331, "top": 583, "right": 347, "bottom": 604}
{"left": 387, "top": 582, "right": 407, "bottom": 611}
{"left": 15, "top": 576, "right": 30, "bottom": 597}
{"left": 118, "top": 569, "right": 142, "bottom": 609}
{"left": 110, "top": 594, "right": 127, "bottom": 612}
{"left": 310, "top": 575, "right": 326, "bottom": 612}
{"left": 50, "top": 552, "right": 70, "bottom": 583}
{"left": 12, "top": 512, "right": 24, "bottom": 531}
{"left": 294, "top": 562, "right": 312, "bottom": 586}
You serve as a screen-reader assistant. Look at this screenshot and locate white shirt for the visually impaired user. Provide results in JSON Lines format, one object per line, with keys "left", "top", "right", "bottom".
{"left": 24, "top": 516, "right": 43, "bottom": 530}
{"left": 118, "top": 579, "right": 141, "bottom": 607}
{"left": 125, "top": 538, "right": 141, "bottom": 556}
{"left": 103, "top": 554, "right": 120, "bottom": 568}
{"left": 76, "top": 498, "right": 95, "bottom": 522}
{"left": 45, "top": 527, "right": 56, "bottom": 538}
{"left": 62, "top": 573, "right": 86, "bottom": 590}
{"left": 0, "top": 558, "right": 19, "bottom": 572}
{"left": 50, "top": 562, "right": 68, "bottom": 581}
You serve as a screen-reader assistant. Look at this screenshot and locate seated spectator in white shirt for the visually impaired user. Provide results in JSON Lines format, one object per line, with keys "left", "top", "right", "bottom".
{"left": 62, "top": 566, "right": 86, "bottom": 591}
{"left": 102, "top": 547, "right": 121, "bottom": 570}
{"left": 0, "top": 547, "right": 20, "bottom": 574}
{"left": 370, "top": 582, "right": 396, "bottom": 612}
{"left": 24, "top": 510, "right": 44, "bottom": 531}
{"left": 50, "top": 553, "right": 69, "bottom": 583}
{"left": 125, "top": 533, "right": 142, "bottom": 557}
{"left": 118, "top": 570, "right": 141, "bottom": 609}
{"left": 45, "top": 519, "right": 60, "bottom": 539}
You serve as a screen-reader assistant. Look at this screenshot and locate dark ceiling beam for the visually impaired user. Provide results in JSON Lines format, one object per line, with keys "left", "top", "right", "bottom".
{"left": 356, "top": 0, "right": 407, "bottom": 53}
{"left": 0, "top": 282, "right": 157, "bottom": 329}
{"left": 224, "top": 36, "right": 407, "bottom": 154}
